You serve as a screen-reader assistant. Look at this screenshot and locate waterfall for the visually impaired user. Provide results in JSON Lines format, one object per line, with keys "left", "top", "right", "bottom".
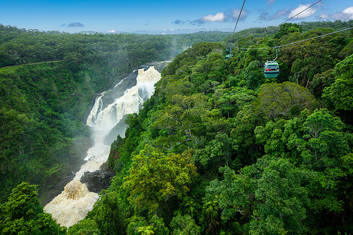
{"left": 44, "top": 66, "right": 162, "bottom": 227}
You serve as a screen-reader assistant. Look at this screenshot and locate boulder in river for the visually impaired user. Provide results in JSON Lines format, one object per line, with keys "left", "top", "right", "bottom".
{"left": 80, "top": 163, "right": 115, "bottom": 193}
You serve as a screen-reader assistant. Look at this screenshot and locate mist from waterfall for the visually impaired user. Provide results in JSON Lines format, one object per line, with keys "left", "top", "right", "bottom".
{"left": 44, "top": 66, "right": 162, "bottom": 227}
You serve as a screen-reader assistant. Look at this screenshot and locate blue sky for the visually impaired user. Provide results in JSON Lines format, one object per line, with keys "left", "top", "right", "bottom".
{"left": 0, "top": 0, "right": 352, "bottom": 34}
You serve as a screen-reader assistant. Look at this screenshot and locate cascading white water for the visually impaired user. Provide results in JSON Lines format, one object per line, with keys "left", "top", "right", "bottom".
{"left": 44, "top": 66, "right": 162, "bottom": 227}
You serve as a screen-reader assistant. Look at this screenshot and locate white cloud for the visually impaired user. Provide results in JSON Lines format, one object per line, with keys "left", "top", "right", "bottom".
{"left": 310, "top": 6, "right": 353, "bottom": 21}
{"left": 179, "top": 8, "right": 248, "bottom": 25}
{"left": 288, "top": 4, "right": 317, "bottom": 19}
{"left": 343, "top": 6, "right": 353, "bottom": 15}
{"left": 201, "top": 12, "right": 226, "bottom": 22}
{"left": 342, "top": 6, "right": 353, "bottom": 19}
{"left": 107, "top": 29, "right": 116, "bottom": 33}
{"left": 232, "top": 9, "right": 248, "bottom": 20}
{"left": 326, "top": 6, "right": 353, "bottom": 20}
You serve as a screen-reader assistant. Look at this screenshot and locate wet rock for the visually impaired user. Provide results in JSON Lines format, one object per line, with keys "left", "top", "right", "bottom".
{"left": 80, "top": 163, "right": 115, "bottom": 193}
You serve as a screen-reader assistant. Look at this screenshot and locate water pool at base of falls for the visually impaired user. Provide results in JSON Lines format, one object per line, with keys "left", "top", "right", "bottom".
{"left": 44, "top": 65, "right": 162, "bottom": 227}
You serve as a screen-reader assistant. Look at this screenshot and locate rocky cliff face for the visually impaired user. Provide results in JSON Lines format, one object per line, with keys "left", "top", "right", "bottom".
{"left": 81, "top": 163, "right": 115, "bottom": 193}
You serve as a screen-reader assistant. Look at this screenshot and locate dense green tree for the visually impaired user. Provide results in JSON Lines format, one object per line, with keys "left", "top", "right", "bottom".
{"left": 87, "top": 191, "right": 124, "bottom": 234}
{"left": 127, "top": 216, "right": 149, "bottom": 235}
{"left": 123, "top": 145, "right": 197, "bottom": 213}
{"left": 244, "top": 60, "right": 264, "bottom": 89}
{"left": 0, "top": 182, "right": 63, "bottom": 234}
{"left": 255, "top": 82, "right": 316, "bottom": 120}
{"left": 205, "top": 158, "right": 309, "bottom": 234}
{"left": 67, "top": 219, "right": 100, "bottom": 235}
{"left": 323, "top": 54, "right": 353, "bottom": 111}
{"left": 255, "top": 109, "right": 353, "bottom": 232}
{"left": 126, "top": 215, "right": 169, "bottom": 235}
{"left": 275, "top": 23, "right": 302, "bottom": 39}
{"left": 170, "top": 214, "right": 201, "bottom": 235}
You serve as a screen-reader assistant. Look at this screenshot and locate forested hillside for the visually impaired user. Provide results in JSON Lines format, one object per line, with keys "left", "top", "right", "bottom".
{"left": 68, "top": 23, "right": 352, "bottom": 234}
{"left": 1, "top": 21, "right": 353, "bottom": 234}
{"left": 0, "top": 25, "right": 230, "bottom": 202}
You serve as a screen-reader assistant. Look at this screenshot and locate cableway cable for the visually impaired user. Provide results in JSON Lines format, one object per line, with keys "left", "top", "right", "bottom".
{"left": 229, "top": 0, "right": 348, "bottom": 58}
{"left": 233, "top": 0, "right": 247, "bottom": 33}
{"left": 236, "top": 26, "right": 353, "bottom": 50}
{"left": 284, "top": 0, "right": 323, "bottom": 23}
{"left": 231, "top": 0, "right": 323, "bottom": 50}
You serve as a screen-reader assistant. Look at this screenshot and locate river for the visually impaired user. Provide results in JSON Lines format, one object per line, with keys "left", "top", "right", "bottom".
{"left": 44, "top": 63, "right": 166, "bottom": 227}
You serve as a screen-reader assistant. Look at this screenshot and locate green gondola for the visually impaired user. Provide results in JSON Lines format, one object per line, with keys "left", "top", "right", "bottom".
{"left": 264, "top": 47, "right": 280, "bottom": 78}
{"left": 264, "top": 61, "right": 279, "bottom": 78}
{"left": 225, "top": 47, "right": 233, "bottom": 59}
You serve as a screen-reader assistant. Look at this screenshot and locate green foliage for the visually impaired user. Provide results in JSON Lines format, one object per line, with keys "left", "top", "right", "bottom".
{"left": 162, "top": 42, "right": 223, "bottom": 77}
{"left": 310, "top": 69, "right": 335, "bottom": 97}
{"left": 0, "top": 63, "right": 94, "bottom": 201}
{"left": 2, "top": 22, "right": 353, "bottom": 234}
{"left": 0, "top": 182, "right": 63, "bottom": 235}
{"left": 67, "top": 219, "right": 100, "bottom": 235}
{"left": 206, "top": 158, "right": 309, "bottom": 234}
{"left": 86, "top": 191, "right": 124, "bottom": 234}
{"left": 148, "top": 215, "right": 169, "bottom": 235}
{"left": 126, "top": 215, "right": 169, "bottom": 235}
{"left": 339, "top": 39, "right": 353, "bottom": 58}
{"left": 244, "top": 60, "right": 264, "bottom": 89}
{"left": 275, "top": 23, "right": 302, "bottom": 39}
{"left": 170, "top": 214, "right": 201, "bottom": 235}
{"left": 123, "top": 145, "right": 197, "bottom": 213}
{"left": 254, "top": 109, "right": 353, "bottom": 232}
{"left": 255, "top": 82, "right": 316, "bottom": 120}
{"left": 323, "top": 54, "right": 353, "bottom": 111}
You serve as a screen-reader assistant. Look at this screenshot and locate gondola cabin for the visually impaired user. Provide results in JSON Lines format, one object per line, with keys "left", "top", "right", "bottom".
{"left": 225, "top": 48, "right": 233, "bottom": 59}
{"left": 264, "top": 61, "right": 279, "bottom": 78}
{"left": 225, "top": 53, "right": 233, "bottom": 59}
